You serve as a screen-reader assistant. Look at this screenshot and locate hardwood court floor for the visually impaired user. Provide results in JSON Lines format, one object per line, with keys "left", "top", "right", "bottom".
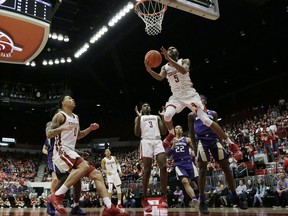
{"left": 1, "top": 207, "right": 288, "bottom": 216}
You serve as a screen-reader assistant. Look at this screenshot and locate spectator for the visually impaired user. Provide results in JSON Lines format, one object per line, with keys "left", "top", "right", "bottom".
{"left": 283, "top": 155, "right": 288, "bottom": 174}
{"left": 219, "top": 184, "right": 231, "bottom": 207}
{"left": 274, "top": 172, "right": 288, "bottom": 208}
{"left": 236, "top": 179, "right": 247, "bottom": 202}
{"left": 173, "top": 186, "right": 184, "bottom": 207}
{"left": 123, "top": 188, "right": 136, "bottom": 208}
{"left": 245, "top": 179, "right": 256, "bottom": 206}
{"left": 253, "top": 178, "right": 266, "bottom": 207}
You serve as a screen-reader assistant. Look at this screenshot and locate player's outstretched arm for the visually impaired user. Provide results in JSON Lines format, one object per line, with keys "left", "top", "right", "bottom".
{"left": 144, "top": 59, "right": 166, "bottom": 81}
{"left": 188, "top": 112, "right": 197, "bottom": 153}
{"left": 158, "top": 107, "right": 167, "bottom": 136}
{"left": 160, "top": 46, "right": 190, "bottom": 74}
{"left": 134, "top": 106, "right": 142, "bottom": 137}
{"left": 77, "top": 122, "right": 99, "bottom": 140}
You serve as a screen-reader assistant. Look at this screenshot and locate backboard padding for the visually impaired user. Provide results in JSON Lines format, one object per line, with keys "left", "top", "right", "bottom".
{"left": 154, "top": 0, "right": 220, "bottom": 20}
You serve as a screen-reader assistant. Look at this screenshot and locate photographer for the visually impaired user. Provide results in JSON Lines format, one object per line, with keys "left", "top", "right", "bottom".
{"left": 123, "top": 188, "right": 136, "bottom": 208}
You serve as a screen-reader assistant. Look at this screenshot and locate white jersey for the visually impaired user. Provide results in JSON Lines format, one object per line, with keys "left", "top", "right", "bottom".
{"left": 56, "top": 111, "right": 79, "bottom": 150}
{"left": 140, "top": 115, "right": 161, "bottom": 140}
{"left": 103, "top": 156, "right": 118, "bottom": 174}
{"left": 53, "top": 111, "right": 80, "bottom": 173}
{"left": 165, "top": 59, "right": 193, "bottom": 98}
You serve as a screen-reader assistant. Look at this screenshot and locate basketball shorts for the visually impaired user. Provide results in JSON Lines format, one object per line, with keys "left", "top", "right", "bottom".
{"left": 197, "top": 139, "right": 229, "bottom": 162}
{"left": 140, "top": 138, "right": 165, "bottom": 159}
{"left": 106, "top": 172, "right": 122, "bottom": 186}
{"left": 175, "top": 160, "right": 199, "bottom": 180}
{"left": 166, "top": 90, "right": 204, "bottom": 114}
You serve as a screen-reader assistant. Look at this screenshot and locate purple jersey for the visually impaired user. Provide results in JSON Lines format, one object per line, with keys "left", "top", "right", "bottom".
{"left": 166, "top": 137, "right": 192, "bottom": 165}
{"left": 193, "top": 110, "right": 229, "bottom": 162}
{"left": 166, "top": 137, "right": 198, "bottom": 180}
{"left": 194, "top": 110, "right": 219, "bottom": 140}
{"left": 44, "top": 137, "right": 55, "bottom": 172}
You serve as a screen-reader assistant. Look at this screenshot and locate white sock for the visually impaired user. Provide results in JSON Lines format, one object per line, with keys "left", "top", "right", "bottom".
{"left": 72, "top": 203, "right": 79, "bottom": 208}
{"left": 103, "top": 197, "right": 112, "bottom": 208}
{"left": 55, "top": 184, "right": 69, "bottom": 196}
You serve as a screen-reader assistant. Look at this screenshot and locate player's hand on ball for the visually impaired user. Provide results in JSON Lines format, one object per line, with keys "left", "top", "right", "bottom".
{"left": 144, "top": 59, "right": 152, "bottom": 71}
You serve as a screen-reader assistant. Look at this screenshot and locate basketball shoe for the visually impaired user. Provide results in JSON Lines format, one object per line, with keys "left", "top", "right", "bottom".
{"left": 117, "top": 204, "right": 123, "bottom": 209}
{"left": 103, "top": 204, "right": 129, "bottom": 216}
{"left": 192, "top": 198, "right": 200, "bottom": 211}
{"left": 70, "top": 205, "right": 86, "bottom": 215}
{"left": 141, "top": 198, "right": 152, "bottom": 212}
{"left": 46, "top": 201, "right": 55, "bottom": 216}
{"left": 199, "top": 201, "right": 209, "bottom": 214}
{"left": 163, "top": 133, "right": 174, "bottom": 149}
{"left": 48, "top": 193, "right": 66, "bottom": 215}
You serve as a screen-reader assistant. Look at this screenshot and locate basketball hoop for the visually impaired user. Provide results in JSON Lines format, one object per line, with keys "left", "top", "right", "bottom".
{"left": 134, "top": 0, "right": 167, "bottom": 35}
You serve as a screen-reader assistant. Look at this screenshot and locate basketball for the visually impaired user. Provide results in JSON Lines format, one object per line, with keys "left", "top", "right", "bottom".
{"left": 145, "top": 50, "right": 162, "bottom": 68}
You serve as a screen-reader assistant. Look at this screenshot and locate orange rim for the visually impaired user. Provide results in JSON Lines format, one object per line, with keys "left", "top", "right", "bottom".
{"left": 134, "top": 0, "right": 168, "bottom": 16}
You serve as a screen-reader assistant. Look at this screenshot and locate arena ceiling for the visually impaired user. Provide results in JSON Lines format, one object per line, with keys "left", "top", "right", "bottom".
{"left": 0, "top": 0, "right": 287, "bottom": 145}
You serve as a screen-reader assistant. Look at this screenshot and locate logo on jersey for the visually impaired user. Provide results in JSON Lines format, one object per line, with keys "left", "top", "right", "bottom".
{"left": 0, "top": 31, "right": 22, "bottom": 57}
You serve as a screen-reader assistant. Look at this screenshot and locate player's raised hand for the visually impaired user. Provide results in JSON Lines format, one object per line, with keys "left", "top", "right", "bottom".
{"left": 90, "top": 123, "right": 99, "bottom": 131}
{"left": 160, "top": 46, "right": 170, "bottom": 61}
{"left": 135, "top": 105, "right": 142, "bottom": 117}
{"left": 158, "top": 106, "right": 166, "bottom": 116}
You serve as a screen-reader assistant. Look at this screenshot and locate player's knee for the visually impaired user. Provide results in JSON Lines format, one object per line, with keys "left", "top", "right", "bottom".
{"left": 143, "top": 167, "right": 151, "bottom": 176}
{"left": 201, "top": 116, "right": 213, "bottom": 127}
{"left": 116, "top": 186, "right": 121, "bottom": 194}
{"left": 164, "top": 112, "right": 173, "bottom": 122}
{"left": 181, "top": 177, "right": 189, "bottom": 185}
{"left": 108, "top": 184, "right": 113, "bottom": 193}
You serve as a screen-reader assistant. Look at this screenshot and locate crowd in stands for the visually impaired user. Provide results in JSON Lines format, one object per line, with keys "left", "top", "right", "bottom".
{"left": 0, "top": 99, "right": 287, "bottom": 208}
{"left": 0, "top": 81, "right": 63, "bottom": 101}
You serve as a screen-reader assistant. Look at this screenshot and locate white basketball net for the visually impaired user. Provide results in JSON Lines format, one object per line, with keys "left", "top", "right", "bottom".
{"left": 135, "top": 0, "right": 167, "bottom": 35}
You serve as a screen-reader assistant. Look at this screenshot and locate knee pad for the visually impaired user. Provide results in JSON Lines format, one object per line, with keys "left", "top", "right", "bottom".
{"left": 108, "top": 183, "right": 113, "bottom": 193}
{"left": 197, "top": 108, "right": 213, "bottom": 127}
{"left": 116, "top": 185, "right": 122, "bottom": 194}
{"left": 164, "top": 106, "right": 176, "bottom": 122}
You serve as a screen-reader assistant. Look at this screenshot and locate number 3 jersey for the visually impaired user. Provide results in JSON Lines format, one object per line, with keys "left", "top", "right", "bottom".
{"left": 140, "top": 115, "right": 161, "bottom": 140}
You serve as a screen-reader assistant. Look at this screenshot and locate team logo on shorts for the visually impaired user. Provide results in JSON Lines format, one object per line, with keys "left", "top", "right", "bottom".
{"left": 0, "top": 31, "right": 23, "bottom": 57}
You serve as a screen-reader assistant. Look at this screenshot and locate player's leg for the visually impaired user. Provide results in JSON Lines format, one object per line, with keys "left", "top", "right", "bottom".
{"left": 50, "top": 172, "right": 59, "bottom": 194}
{"left": 114, "top": 176, "right": 123, "bottom": 208}
{"left": 181, "top": 177, "right": 199, "bottom": 210}
{"left": 196, "top": 108, "right": 242, "bottom": 160}
{"left": 156, "top": 152, "right": 167, "bottom": 196}
{"left": 71, "top": 179, "right": 86, "bottom": 215}
{"left": 48, "top": 158, "right": 90, "bottom": 215}
{"left": 142, "top": 157, "right": 153, "bottom": 197}
{"left": 212, "top": 142, "right": 248, "bottom": 210}
{"left": 88, "top": 167, "right": 129, "bottom": 215}
{"left": 196, "top": 140, "right": 211, "bottom": 214}
{"left": 163, "top": 105, "right": 176, "bottom": 134}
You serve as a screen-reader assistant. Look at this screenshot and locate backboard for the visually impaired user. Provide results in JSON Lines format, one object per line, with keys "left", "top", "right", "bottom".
{"left": 154, "top": 0, "right": 220, "bottom": 20}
